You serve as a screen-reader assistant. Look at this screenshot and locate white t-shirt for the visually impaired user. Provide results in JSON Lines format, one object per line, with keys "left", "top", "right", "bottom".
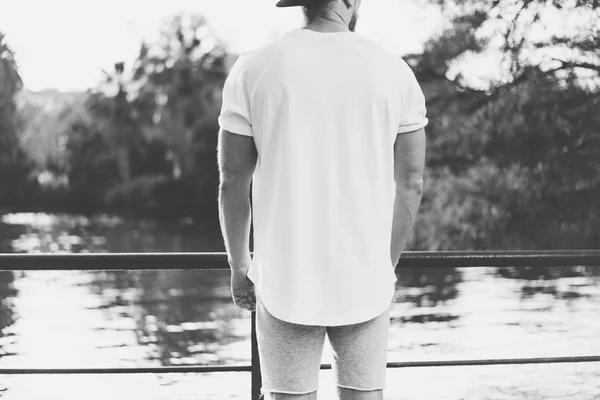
{"left": 218, "top": 28, "right": 428, "bottom": 326}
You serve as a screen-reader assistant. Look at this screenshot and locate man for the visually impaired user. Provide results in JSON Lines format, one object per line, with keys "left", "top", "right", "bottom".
{"left": 217, "top": 0, "right": 427, "bottom": 399}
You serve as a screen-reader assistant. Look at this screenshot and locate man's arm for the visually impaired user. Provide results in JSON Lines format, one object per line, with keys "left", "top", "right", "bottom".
{"left": 217, "top": 128, "right": 258, "bottom": 273}
{"left": 390, "top": 127, "right": 426, "bottom": 269}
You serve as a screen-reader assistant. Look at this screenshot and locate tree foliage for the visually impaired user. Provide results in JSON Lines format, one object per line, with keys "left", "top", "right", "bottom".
{"left": 410, "top": 0, "right": 600, "bottom": 249}
{"left": 127, "top": 14, "right": 230, "bottom": 223}
{"left": 0, "top": 32, "right": 34, "bottom": 210}
{"left": 57, "top": 14, "right": 229, "bottom": 220}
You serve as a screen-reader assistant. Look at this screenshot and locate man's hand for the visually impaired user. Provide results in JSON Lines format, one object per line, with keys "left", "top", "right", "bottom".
{"left": 231, "top": 265, "right": 256, "bottom": 312}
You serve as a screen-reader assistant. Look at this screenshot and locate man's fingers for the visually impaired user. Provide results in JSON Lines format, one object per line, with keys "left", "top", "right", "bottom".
{"left": 236, "top": 294, "right": 256, "bottom": 306}
{"left": 236, "top": 298, "right": 256, "bottom": 311}
{"left": 235, "top": 293, "right": 256, "bottom": 311}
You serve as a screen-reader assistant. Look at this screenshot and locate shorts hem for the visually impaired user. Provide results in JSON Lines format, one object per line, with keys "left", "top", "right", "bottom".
{"left": 261, "top": 387, "right": 318, "bottom": 395}
{"left": 337, "top": 384, "right": 385, "bottom": 391}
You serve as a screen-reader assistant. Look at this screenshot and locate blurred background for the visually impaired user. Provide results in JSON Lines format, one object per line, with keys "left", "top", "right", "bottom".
{"left": 0, "top": 0, "right": 599, "bottom": 399}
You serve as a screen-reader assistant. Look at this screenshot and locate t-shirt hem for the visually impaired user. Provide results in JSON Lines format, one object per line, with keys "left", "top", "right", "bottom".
{"left": 258, "top": 284, "right": 395, "bottom": 327}
{"left": 398, "top": 118, "right": 428, "bottom": 134}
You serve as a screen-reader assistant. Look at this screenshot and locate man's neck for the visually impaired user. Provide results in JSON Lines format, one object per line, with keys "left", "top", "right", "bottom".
{"left": 304, "top": 14, "right": 349, "bottom": 33}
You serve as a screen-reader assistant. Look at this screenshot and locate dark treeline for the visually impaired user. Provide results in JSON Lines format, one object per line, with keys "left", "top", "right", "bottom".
{"left": 0, "top": 1, "right": 599, "bottom": 249}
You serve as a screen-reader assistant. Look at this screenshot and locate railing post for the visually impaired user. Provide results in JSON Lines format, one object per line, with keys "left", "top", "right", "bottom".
{"left": 251, "top": 311, "right": 262, "bottom": 400}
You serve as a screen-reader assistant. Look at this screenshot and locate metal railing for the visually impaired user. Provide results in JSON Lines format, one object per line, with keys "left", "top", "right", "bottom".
{"left": 1, "top": 250, "right": 600, "bottom": 400}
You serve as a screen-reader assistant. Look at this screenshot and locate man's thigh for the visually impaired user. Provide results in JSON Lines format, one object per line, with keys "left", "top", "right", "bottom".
{"left": 255, "top": 293, "right": 326, "bottom": 397}
{"left": 326, "top": 305, "right": 391, "bottom": 393}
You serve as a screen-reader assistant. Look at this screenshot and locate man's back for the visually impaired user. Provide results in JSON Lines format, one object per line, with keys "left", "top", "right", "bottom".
{"left": 218, "top": 28, "right": 428, "bottom": 326}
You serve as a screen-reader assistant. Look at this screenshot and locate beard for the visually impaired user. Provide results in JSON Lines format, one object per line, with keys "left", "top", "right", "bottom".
{"left": 348, "top": 10, "right": 358, "bottom": 32}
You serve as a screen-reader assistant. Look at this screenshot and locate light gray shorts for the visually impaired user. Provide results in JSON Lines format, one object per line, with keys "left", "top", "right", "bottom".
{"left": 255, "top": 292, "right": 391, "bottom": 397}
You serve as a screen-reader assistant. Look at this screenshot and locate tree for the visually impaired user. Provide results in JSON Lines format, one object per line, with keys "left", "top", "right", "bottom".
{"left": 63, "top": 109, "right": 121, "bottom": 213}
{"left": 0, "top": 32, "right": 33, "bottom": 210}
{"left": 15, "top": 89, "right": 85, "bottom": 176}
{"left": 130, "top": 14, "right": 229, "bottom": 176}
{"left": 127, "top": 13, "right": 231, "bottom": 223}
{"left": 92, "top": 61, "right": 143, "bottom": 185}
{"left": 63, "top": 70, "right": 171, "bottom": 215}
{"left": 55, "top": 14, "right": 229, "bottom": 219}
{"left": 408, "top": 0, "right": 600, "bottom": 249}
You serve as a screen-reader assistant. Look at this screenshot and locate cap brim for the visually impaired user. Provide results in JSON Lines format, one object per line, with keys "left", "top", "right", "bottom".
{"left": 276, "top": 0, "right": 306, "bottom": 7}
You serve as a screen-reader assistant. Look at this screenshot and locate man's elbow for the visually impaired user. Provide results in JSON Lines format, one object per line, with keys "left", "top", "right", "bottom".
{"left": 396, "top": 177, "right": 424, "bottom": 195}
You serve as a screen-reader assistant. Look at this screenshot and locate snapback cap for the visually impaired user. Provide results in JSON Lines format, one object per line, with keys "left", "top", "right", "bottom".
{"left": 276, "top": 0, "right": 310, "bottom": 6}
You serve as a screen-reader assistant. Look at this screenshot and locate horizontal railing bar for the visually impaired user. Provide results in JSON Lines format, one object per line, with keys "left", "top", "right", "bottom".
{"left": 2, "top": 355, "right": 599, "bottom": 374}
{"left": 384, "top": 355, "right": 600, "bottom": 368}
{"left": 1, "top": 250, "right": 600, "bottom": 271}
{"left": 0, "top": 365, "right": 252, "bottom": 374}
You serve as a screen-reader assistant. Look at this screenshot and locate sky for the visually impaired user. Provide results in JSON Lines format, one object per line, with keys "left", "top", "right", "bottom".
{"left": 0, "top": 0, "right": 595, "bottom": 92}
{"left": 0, "top": 0, "right": 444, "bottom": 92}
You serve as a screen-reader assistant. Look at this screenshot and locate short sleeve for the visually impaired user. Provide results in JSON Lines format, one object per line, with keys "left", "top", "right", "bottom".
{"left": 218, "top": 55, "right": 253, "bottom": 137}
{"left": 397, "top": 60, "right": 429, "bottom": 134}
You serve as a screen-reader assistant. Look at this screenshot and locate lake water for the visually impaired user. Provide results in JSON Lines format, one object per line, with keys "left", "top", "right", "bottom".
{"left": 0, "top": 213, "right": 599, "bottom": 399}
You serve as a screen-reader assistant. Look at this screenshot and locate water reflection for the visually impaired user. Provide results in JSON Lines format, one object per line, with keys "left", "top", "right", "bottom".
{"left": 0, "top": 221, "right": 25, "bottom": 253}
{"left": 85, "top": 269, "right": 249, "bottom": 366}
{"left": 1, "top": 213, "right": 222, "bottom": 253}
{"left": 394, "top": 267, "right": 462, "bottom": 324}
{"left": 497, "top": 265, "right": 600, "bottom": 302}
{"left": 0, "top": 271, "right": 17, "bottom": 359}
